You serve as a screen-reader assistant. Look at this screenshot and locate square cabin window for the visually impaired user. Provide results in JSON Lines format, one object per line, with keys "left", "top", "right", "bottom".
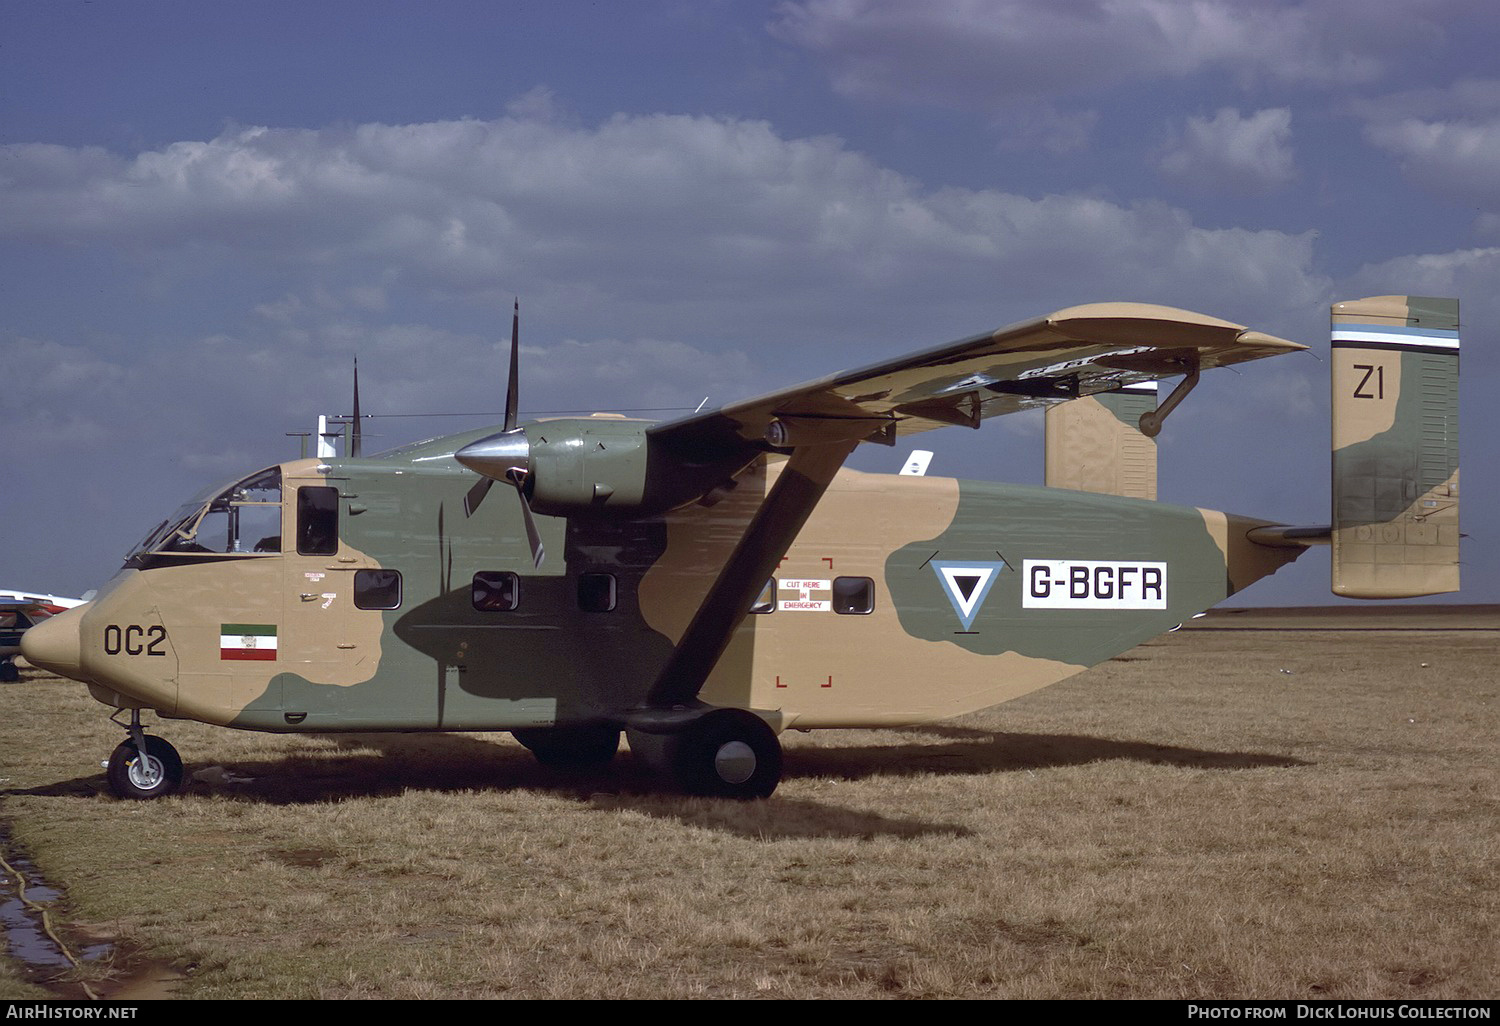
{"left": 832, "top": 576, "right": 874, "bottom": 615}
{"left": 578, "top": 573, "right": 617, "bottom": 613}
{"left": 472, "top": 571, "right": 520, "bottom": 612}
{"left": 296, "top": 486, "right": 339, "bottom": 555}
{"left": 354, "top": 569, "right": 402, "bottom": 610}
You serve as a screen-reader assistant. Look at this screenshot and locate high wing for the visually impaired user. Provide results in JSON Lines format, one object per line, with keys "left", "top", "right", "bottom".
{"left": 649, "top": 303, "right": 1304, "bottom": 452}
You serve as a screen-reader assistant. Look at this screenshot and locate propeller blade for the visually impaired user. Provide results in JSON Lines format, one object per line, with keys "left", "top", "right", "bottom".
{"left": 514, "top": 477, "right": 545, "bottom": 568}
{"left": 463, "top": 476, "right": 495, "bottom": 517}
{"left": 350, "top": 357, "right": 362, "bottom": 458}
{"left": 465, "top": 298, "right": 542, "bottom": 565}
{"left": 504, "top": 298, "right": 520, "bottom": 433}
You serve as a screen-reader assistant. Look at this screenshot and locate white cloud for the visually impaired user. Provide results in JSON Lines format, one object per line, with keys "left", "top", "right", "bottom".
{"left": 505, "top": 85, "right": 567, "bottom": 123}
{"left": 1159, "top": 108, "right": 1296, "bottom": 194}
{"left": 1347, "top": 77, "right": 1500, "bottom": 122}
{"left": 990, "top": 103, "right": 1099, "bottom": 155}
{"left": 1363, "top": 115, "right": 1500, "bottom": 214}
{"left": 0, "top": 110, "right": 1327, "bottom": 344}
{"left": 1346, "top": 245, "right": 1500, "bottom": 301}
{"left": 1350, "top": 79, "right": 1500, "bottom": 214}
{"left": 769, "top": 0, "right": 1415, "bottom": 110}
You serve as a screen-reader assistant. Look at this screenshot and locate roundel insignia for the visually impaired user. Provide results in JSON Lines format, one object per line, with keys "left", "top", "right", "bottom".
{"left": 930, "top": 560, "right": 1008, "bottom": 631}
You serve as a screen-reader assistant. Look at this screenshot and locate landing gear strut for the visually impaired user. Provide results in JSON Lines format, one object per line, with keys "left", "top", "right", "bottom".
{"left": 105, "top": 710, "right": 183, "bottom": 800}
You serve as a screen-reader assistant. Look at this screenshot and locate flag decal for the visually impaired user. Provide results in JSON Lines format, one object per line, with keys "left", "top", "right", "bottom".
{"left": 220, "top": 623, "right": 278, "bottom": 661}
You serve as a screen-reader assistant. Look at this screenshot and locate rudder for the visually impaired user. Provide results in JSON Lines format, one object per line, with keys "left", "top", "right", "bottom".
{"left": 1330, "top": 296, "right": 1459, "bottom": 598}
{"left": 1044, "top": 382, "right": 1159, "bottom": 500}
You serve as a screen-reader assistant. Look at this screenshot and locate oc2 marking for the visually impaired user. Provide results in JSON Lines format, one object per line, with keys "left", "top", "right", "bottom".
{"left": 103, "top": 624, "right": 168, "bottom": 656}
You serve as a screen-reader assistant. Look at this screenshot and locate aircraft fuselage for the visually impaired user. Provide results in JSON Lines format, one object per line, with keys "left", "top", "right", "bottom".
{"left": 27, "top": 443, "right": 1300, "bottom": 736}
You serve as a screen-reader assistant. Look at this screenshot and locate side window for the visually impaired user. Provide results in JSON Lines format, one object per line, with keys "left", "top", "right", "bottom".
{"left": 749, "top": 579, "right": 775, "bottom": 614}
{"left": 578, "top": 573, "right": 617, "bottom": 613}
{"left": 297, "top": 486, "right": 339, "bottom": 555}
{"left": 354, "top": 569, "right": 402, "bottom": 610}
{"left": 238, "top": 504, "right": 283, "bottom": 553}
{"left": 832, "top": 576, "right": 874, "bottom": 615}
{"left": 473, "top": 571, "right": 520, "bottom": 612}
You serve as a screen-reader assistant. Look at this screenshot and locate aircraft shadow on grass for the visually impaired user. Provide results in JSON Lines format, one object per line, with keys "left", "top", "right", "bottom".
{"left": 803, "top": 723, "right": 1309, "bottom": 776}
{"left": 4, "top": 727, "right": 1305, "bottom": 841}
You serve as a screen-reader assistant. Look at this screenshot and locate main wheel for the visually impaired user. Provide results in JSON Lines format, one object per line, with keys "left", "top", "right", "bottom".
{"left": 511, "top": 725, "right": 621, "bottom": 768}
{"left": 106, "top": 735, "right": 183, "bottom": 800}
{"left": 670, "top": 709, "right": 782, "bottom": 799}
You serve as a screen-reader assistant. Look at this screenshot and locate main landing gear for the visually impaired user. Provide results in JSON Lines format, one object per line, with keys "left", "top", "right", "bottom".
{"left": 627, "top": 708, "right": 783, "bottom": 800}
{"left": 105, "top": 710, "right": 183, "bottom": 800}
{"left": 519, "top": 710, "right": 784, "bottom": 798}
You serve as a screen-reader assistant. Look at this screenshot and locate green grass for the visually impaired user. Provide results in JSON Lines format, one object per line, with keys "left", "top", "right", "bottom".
{"left": 1, "top": 622, "right": 1496, "bottom": 998}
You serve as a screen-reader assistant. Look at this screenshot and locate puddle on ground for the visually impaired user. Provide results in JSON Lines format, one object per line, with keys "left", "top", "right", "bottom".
{"left": 1, "top": 838, "right": 187, "bottom": 999}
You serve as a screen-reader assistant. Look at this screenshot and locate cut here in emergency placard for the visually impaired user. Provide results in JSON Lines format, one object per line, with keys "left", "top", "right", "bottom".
{"left": 778, "top": 579, "right": 831, "bottom": 612}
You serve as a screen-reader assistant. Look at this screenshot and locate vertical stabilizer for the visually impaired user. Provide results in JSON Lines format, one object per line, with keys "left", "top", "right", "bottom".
{"left": 1330, "top": 296, "right": 1459, "bottom": 597}
{"left": 1044, "top": 383, "right": 1158, "bottom": 500}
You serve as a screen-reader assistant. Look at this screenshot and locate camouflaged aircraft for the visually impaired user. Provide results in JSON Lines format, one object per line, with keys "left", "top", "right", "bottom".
{"left": 22, "top": 296, "right": 1460, "bottom": 799}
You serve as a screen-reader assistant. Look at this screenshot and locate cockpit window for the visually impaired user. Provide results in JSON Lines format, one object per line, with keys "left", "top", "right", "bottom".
{"left": 125, "top": 467, "right": 283, "bottom": 566}
{"left": 0, "top": 610, "right": 46, "bottom": 630}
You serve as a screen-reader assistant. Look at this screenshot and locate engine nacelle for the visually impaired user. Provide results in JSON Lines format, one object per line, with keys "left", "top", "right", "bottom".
{"left": 527, "top": 417, "right": 651, "bottom": 514}
{"left": 457, "top": 417, "right": 754, "bottom": 519}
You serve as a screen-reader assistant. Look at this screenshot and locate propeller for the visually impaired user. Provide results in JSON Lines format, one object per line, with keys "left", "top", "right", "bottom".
{"left": 350, "top": 357, "right": 362, "bottom": 458}
{"left": 456, "top": 299, "right": 545, "bottom": 568}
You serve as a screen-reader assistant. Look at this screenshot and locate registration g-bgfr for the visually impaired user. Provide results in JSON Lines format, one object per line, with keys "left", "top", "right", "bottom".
{"left": 1023, "top": 559, "right": 1167, "bottom": 609}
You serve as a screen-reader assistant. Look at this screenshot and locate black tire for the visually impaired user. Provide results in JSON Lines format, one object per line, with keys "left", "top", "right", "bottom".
{"left": 106, "top": 735, "right": 183, "bottom": 800}
{"left": 670, "top": 709, "right": 782, "bottom": 799}
{"left": 0, "top": 660, "right": 18, "bottom": 683}
{"left": 511, "top": 725, "right": 620, "bottom": 768}
{"left": 625, "top": 727, "right": 681, "bottom": 776}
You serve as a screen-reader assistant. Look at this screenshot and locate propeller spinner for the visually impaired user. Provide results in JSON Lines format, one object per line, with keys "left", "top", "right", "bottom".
{"left": 456, "top": 299, "right": 545, "bottom": 568}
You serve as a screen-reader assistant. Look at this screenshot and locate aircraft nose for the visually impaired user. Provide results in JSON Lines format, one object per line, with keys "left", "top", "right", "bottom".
{"left": 21, "top": 607, "right": 86, "bottom": 680}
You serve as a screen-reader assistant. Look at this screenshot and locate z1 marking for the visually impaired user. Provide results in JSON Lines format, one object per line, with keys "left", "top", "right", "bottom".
{"left": 1352, "top": 363, "right": 1384, "bottom": 400}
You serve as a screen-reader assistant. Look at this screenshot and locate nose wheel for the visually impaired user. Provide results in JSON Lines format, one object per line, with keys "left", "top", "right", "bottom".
{"left": 105, "top": 711, "right": 183, "bottom": 799}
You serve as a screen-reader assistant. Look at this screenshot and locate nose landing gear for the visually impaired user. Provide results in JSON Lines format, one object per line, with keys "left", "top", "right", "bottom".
{"left": 105, "top": 710, "right": 183, "bottom": 800}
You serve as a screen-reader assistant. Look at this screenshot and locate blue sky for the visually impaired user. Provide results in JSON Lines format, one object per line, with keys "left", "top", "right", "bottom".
{"left": 2, "top": 0, "right": 1495, "bottom": 605}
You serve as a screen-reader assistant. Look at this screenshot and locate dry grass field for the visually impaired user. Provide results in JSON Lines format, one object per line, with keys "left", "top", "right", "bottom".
{"left": 1, "top": 606, "right": 1495, "bottom": 1000}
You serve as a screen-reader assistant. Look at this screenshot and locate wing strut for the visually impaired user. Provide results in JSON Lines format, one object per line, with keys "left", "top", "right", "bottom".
{"left": 1136, "top": 355, "right": 1199, "bottom": 438}
{"left": 635, "top": 439, "right": 859, "bottom": 719}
